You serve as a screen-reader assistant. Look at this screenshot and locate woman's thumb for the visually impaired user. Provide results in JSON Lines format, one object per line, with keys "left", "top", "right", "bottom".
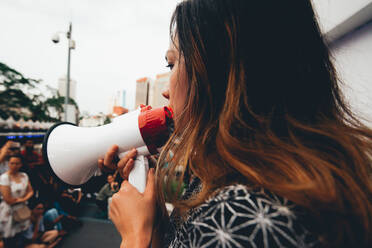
{"left": 144, "top": 168, "right": 155, "bottom": 200}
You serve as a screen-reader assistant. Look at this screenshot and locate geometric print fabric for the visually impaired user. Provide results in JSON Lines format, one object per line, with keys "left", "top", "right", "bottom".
{"left": 168, "top": 185, "right": 320, "bottom": 248}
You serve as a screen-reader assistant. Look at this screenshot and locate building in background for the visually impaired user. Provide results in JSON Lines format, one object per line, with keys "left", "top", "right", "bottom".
{"left": 135, "top": 77, "right": 151, "bottom": 108}
{"left": 108, "top": 89, "right": 127, "bottom": 113}
{"left": 112, "top": 89, "right": 126, "bottom": 108}
{"left": 79, "top": 113, "right": 106, "bottom": 127}
{"left": 120, "top": 90, "right": 126, "bottom": 108}
{"left": 148, "top": 72, "right": 170, "bottom": 108}
{"left": 135, "top": 73, "right": 170, "bottom": 109}
{"left": 58, "top": 76, "right": 77, "bottom": 100}
{"left": 58, "top": 76, "right": 78, "bottom": 123}
{"left": 112, "top": 106, "right": 128, "bottom": 116}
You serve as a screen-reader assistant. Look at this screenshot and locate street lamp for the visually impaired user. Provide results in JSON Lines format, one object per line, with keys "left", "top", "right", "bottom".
{"left": 52, "top": 23, "right": 76, "bottom": 122}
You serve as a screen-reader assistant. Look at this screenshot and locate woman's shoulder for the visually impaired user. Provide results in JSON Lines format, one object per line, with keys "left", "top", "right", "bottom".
{"left": 19, "top": 172, "right": 29, "bottom": 179}
{"left": 209, "top": 184, "right": 295, "bottom": 209}
{"left": 177, "top": 184, "right": 320, "bottom": 248}
{"left": 0, "top": 172, "right": 10, "bottom": 184}
{"left": 194, "top": 185, "right": 299, "bottom": 217}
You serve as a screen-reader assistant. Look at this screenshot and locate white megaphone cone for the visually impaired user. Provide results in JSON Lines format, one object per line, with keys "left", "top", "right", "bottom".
{"left": 43, "top": 106, "right": 173, "bottom": 193}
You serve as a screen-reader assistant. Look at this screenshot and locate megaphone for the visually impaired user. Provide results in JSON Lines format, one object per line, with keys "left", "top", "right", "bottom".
{"left": 43, "top": 106, "right": 173, "bottom": 193}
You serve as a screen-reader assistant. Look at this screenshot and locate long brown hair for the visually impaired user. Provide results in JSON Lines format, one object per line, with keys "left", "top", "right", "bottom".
{"left": 157, "top": 0, "right": 372, "bottom": 246}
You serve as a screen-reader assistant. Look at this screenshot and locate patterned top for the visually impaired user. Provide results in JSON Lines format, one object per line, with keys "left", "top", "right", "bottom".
{"left": 167, "top": 184, "right": 320, "bottom": 248}
{"left": 0, "top": 172, "right": 30, "bottom": 238}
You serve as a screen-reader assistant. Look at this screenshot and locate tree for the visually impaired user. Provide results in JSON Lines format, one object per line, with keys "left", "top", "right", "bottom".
{"left": 43, "top": 94, "right": 79, "bottom": 121}
{"left": 0, "top": 62, "right": 78, "bottom": 122}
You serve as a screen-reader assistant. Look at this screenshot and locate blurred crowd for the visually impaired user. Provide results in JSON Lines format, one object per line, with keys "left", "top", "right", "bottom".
{"left": 0, "top": 140, "right": 120, "bottom": 248}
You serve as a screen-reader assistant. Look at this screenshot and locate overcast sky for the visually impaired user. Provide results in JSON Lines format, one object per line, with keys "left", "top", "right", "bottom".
{"left": 1, "top": 0, "right": 371, "bottom": 118}
{"left": 0, "top": 0, "right": 180, "bottom": 115}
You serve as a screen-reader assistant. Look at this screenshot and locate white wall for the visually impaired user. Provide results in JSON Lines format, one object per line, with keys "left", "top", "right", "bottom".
{"left": 312, "top": 0, "right": 371, "bottom": 33}
{"left": 330, "top": 22, "right": 372, "bottom": 125}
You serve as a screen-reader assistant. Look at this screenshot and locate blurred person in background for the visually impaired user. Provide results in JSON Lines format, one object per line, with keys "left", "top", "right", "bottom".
{"left": 0, "top": 154, "right": 34, "bottom": 247}
{"left": 22, "top": 199, "right": 62, "bottom": 248}
{"left": 9, "top": 142, "right": 21, "bottom": 157}
{"left": 0, "top": 141, "right": 21, "bottom": 175}
{"left": 103, "top": 0, "right": 372, "bottom": 247}
{"left": 59, "top": 187, "right": 82, "bottom": 217}
{"left": 43, "top": 201, "right": 67, "bottom": 235}
{"left": 21, "top": 139, "right": 44, "bottom": 196}
{"left": 95, "top": 174, "right": 119, "bottom": 218}
{"left": 37, "top": 167, "right": 61, "bottom": 207}
{"left": 21, "top": 140, "right": 43, "bottom": 170}
{"left": 81, "top": 169, "right": 110, "bottom": 200}
{"left": 48, "top": 184, "right": 83, "bottom": 232}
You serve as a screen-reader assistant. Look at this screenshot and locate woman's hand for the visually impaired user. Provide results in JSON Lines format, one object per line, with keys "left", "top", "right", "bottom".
{"left": 98, "top": 145, "right": 137, "bottom": 180}
{"left": 0, "top": 141, "right": 12, "bottom": 162}
{"left": 110, "top": 168, "right": 156, "bottom": 248}
{"left": 1, "top": 141, "right": 13, "bottom": 152}
{"left": 13, "top": 197, "right": 26, "bottom": 204}
{"left": 98, "top": 145, "right": 158, "bottom": 247}
{"left": 98, "top": 145, "right": 119, "bottom": 173}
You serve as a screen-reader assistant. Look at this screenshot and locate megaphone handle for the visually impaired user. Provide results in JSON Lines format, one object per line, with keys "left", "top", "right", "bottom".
{"left": 128, "top": 155, "right": 149, "bottom": 193}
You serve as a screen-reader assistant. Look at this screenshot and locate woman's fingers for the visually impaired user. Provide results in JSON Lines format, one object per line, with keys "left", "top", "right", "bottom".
{"left": 148, "top": 155, "right": 158, "bottom": 168}
{"left": 98, "top": 158, "right": 114, "bottom": 173}
{"left": 1, "top": 141, "right": 13, "bottom": 153}
{"left": 120, "top": 159, "right": 134, "bottom": 180}
{"left": 144, "top": 168, "right": 156, "bottom": 202}
{"left": 5, "top": 141, "right": 13, "bottom": 148}
{"left": 99, "top": 146, "right": 139, "bottom": 180}
{"left": 117, "top": 168, "right": 155, "bottom": 197}
{"left": 109, "top": 172, "right": 156, "bottom": 243}
{"left": 103, "top": 145, "right": 119, "bottom": 170}
{"left": 117, "top": 149, "right": 137, "bottom": 170}
{"left": 109, "top": 196, "right": 118, "bottom": 219}
{"left": 119, "top": 180, "right": 133, "bottom": 192}
{"left": 117, "top": 149, "right": 137, "bottom": 179}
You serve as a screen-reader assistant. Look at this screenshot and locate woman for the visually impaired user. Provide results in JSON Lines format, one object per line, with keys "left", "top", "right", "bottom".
{"left": 96, "top": 174, "right": 119, "bottom": 216}
{"left": 0, "top": 141, "right": 19, "bottom": 175}
{"left": 102, "top": 0, "right": 372, "bottom": 247}
{"left": 22, "top": 200, "right": 62, "bottom": 248}
{"left": 0, "top": 154, "right": 34, "bottom": 247}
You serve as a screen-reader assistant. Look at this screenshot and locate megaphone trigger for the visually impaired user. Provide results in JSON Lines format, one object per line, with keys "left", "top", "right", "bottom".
{"left": 128, "top": 155, "right": 149, "bottom": 193}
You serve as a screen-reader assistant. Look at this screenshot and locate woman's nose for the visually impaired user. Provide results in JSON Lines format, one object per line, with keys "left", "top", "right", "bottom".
{"left": 162, "top": 89, "right": 170, "bottom": 100}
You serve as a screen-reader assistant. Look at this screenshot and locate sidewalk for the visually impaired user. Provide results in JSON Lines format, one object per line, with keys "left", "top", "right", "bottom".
{"left": 58, "top": 199, "right": 121, "bottom": 247}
